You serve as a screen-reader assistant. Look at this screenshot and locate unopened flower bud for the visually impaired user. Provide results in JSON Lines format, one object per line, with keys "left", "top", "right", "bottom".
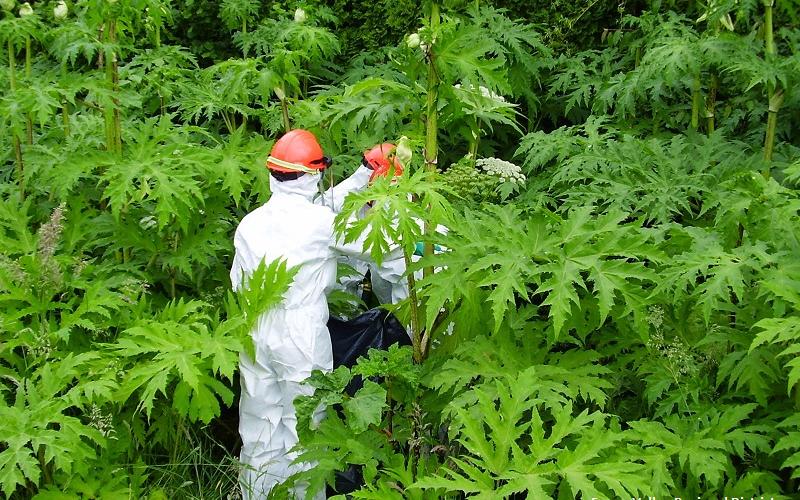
{"left": 0, "top": 0, "right": 15, "bottom": 12}
{"left": 406, "top": 33, "right": 420, "bottom": 49}
{"left": 396, "top": 136, "right": 412, "bottom": 165}
{"left": 274, "top": 86, "right": 286, "bottom": 101}
{"left": 294, "top": 8, "right": 306, "bottom": 23}
{"left": 54, "top": 0, "right": 67, "bottom": 20}
{"left": 19, "top": 1, "right": 32, "bottom": 16}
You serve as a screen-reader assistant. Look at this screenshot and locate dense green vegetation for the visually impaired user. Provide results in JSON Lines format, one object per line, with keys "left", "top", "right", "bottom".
{"left": 1, "top": 0, "right": 799, "bottom": 498}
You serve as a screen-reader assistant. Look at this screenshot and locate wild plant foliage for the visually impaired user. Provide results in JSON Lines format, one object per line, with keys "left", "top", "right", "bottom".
{"left": 0, "top": 0, "right": 799, "bottom": 498}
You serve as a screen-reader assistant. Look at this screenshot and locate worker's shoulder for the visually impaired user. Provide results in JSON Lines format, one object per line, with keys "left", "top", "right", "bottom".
{"left": 234, "top": 198, "right": 335, "bottom": 234}
{"left": 234, "top": 203, "right": 270, "bottom": 233}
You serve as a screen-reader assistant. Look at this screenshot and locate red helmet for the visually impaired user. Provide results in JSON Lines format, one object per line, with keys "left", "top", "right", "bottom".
{"left": 267, "top": 129, "right": 331, "bottom": 174}
{"left": 364, "top": 143, "right": 404, "bottom": 182}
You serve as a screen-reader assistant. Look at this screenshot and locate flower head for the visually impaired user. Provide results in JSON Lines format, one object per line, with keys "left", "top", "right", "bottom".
{"left": 294, "top": 8, "right": 306, "bottom": 23}
{"left": 396, "top": 136, "right": 412, "bottom": 165}
{"left": 476, "top": 158, "right": 526, "bottom": 184}
{"left": 54, "top": 0, "right": 67, "bottom": 20}
{"left": 0, "top": 0, "right": 15, "bottom": 12}
{"left": 18, "top": 1, "right": 32, "bottom": 16}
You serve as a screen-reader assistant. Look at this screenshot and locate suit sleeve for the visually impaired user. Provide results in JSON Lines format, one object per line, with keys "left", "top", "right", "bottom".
{"left": 315, "top": 165, "right": 372, "bottom": 213}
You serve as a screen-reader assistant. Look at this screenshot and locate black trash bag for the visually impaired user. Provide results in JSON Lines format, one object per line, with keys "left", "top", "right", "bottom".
{"left": 326, "top": 308, "right": 409, "bottom": 496}
{"left": 328, "top": 308, "right": 410, "bottom": 370}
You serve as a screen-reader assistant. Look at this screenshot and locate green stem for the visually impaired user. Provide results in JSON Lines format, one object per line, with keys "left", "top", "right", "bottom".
{"left": 110, "top": 19, "right": 122, "bottom": 154}
{"left": 468, "top": 139, "right": 478, "bottom": 162}
{"left": 25, "top": 37, "right": 32, "bottom": 144}
{"left": 102, "top": 19, "right": 122, "bottom": 153}
{"left": 222, "top": 110, "right": 235, "bottom": 134}
{"left": 763, "top": 90, "right": 783, "bottom": 170}
{"left": 423, "top": 2, "right": 440, "bottom": 281}
{"left": 13, "top": 136, "right": 24, "bottom": 201}
{"left": 37, "top": 444, "right": 51, "bottom": 484}
{"left": 170, "top": 229, "right": 180, "bottom": 298}
{"left": 705, "top": 73, "right": 718, "bottom": 135}
{"left": 468, "top": 122, "right": 480, "bottom": 161}
{"left": 404, "top": 250, "right": 422, "bottom": 363}
{"left": 61, "top": 63, "right": 70, "bottom": 137}
{"left": 690, "top": 75, "right": 701, "bottom": 131}
{"left": 762, "top": 1, "right": 779, "bottom": 172}
{"left": 764, "top": 1, "right": 775, "bottom": 56}
{"left": 242, "top": 19, "right": 248, "bottom": 57}
{"left": 103, "top": 24, "right": 114, "bottom": 151}
{"left": 8, "top": 41, "right": 16, "bottom": 90}
{"left": 62, "top": 105, "right": 70, "bottom": 137}
{"left": 9, "top": 41, "right": 24, "bottom": 200}
{"left": 280, "top": 96, "right": 291, "bottom": 133}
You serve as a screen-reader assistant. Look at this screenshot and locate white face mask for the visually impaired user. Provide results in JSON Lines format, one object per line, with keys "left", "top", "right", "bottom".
{"left": 269, "top": 171, "right": 324, "bottom": 201}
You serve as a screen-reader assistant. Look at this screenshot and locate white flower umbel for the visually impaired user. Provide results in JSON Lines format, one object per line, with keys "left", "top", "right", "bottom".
{"left": 476, "top": 157, "right": 526, "bottom": 184}
{"left": 406, "top": 33, "right": 421, "bottom": 49}
{"left": 294, "top": 8, "right": 306, "bottom": 23}
{"left": 1, "top": 0, "right": 15, "bottom": 12}
{"left": 453, "top": 83, "right": 506, "bottom": 103}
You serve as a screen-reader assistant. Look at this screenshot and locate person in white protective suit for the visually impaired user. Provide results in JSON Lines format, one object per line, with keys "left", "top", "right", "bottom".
{"left": 230, "top": 129, "right": 399, "bottom": 499}
{"left": 337, "top": 143, "right": 448, "bottom": 307}
{"left": 328, "top": 144, "right": 405, "bottom": 305}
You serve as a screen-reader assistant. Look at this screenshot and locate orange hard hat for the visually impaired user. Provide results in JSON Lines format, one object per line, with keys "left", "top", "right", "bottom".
{"left": 364, "top": 143, "right": 403, "bottom": 182}
{"left": 267, "top": 129, "right": 331, "bottom": 174}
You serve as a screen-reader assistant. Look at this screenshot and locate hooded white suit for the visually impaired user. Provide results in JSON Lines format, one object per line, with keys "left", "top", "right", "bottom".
{"left": 230, "top": 166, "right": 373, "bottom": 499}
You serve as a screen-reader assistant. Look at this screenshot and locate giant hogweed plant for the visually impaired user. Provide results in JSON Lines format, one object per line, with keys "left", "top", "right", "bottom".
{"left": 545, "top": 2, "right": 800, "bottom": 168}
{"left": 1, "top": 0, "right": 800, "bottom": 498}
{"left": 300, "top": 3, "right": 548, "bottom": 162}
{"left": 289, "top": 188, "right": 797, "bottom": 496}
{"left": 286, "top": 11, "right": 800, "bottom": 494}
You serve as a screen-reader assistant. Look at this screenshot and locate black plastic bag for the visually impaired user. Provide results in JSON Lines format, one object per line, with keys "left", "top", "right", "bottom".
{"left": 326, "top": 308, "right": 409, "bottom": 496}
{"left": 328, "top": 308, "right": 410, "bottom": 370}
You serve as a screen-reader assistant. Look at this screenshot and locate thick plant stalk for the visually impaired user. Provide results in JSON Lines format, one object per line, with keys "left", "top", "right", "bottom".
{"left": 468, "top": 118, "right": 479, "bottom": 161}
{"left": 8, "top": 41, "right": 25, "bottom": 200}
{"left": 103, "top": 23, "right": 115, "bottom": 151}
{"left": 102, "top": 18, "right": 122, "bottom": 154}
{"left": 422, "top": 2, "right": 440, "bottom": 281}
{"left": 110, "top": 19, "right": 122, "bottom": 153}
{"left": 61, "top": 62, "right": 70, "bottom": 137}
{"left": 690, "top": 75, "right": 701, "bottom": 131}
{"left": 468, "top": 138, "right": 478, "bottom": 162}
{"left": 404, "top": 250, "right": 423, "bottom": 363}
{"left": 25, "top": 37, "right": 32, "bottom": 144}
{"left": 273, "top": 85, "right": 291, "bottom": 132}
{"left": 763, "top": 90, "right": 784, "bottom": 167}
{"left": 280, "top": 98, "right": 290, "bottom": 133}
{"left": 241, "top": 19, "right": 248, "bottom": 57}
{"left": 705, "top": 72, "right": 718, "bottom": 135}
{"left": 762, "top": 0, "right": 781, "bottom": 171}
{"left": 765, "top": 0, "right": 775, "bottom": 59}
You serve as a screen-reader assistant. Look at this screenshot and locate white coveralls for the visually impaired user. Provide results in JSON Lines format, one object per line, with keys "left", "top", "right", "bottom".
{"left": 230, "top": 165, "right": 373, "bottom": 499}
